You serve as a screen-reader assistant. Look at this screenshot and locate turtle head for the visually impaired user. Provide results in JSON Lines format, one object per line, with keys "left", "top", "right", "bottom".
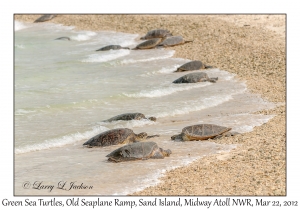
{"left": 174, "top": 68, "right": 183, "bottom": 72}
{"left": 148, "top": 117, "right": 157, "bottom": 122}
{"left": 209, "top": 77, "right": 218, "bottom": 83}
{"left": 106, "top": 148, "right": 132, "bottom": 162}
{"left": 136, "top": 132, "right": 148, "bottom": 140}
{"left": 185, "top": 40, "right": 194, "bottom": 43}
{"left": 160, "top": 35, "right": 168, "bottom": 42}
{"left": 171, "top": 133, "right": 184, "bottom": 141}
{"left": 161, "top": 148, "right": 172, "bottom": 157}
{"left": 204, "top": 65, "right": 215, "bottom": 69}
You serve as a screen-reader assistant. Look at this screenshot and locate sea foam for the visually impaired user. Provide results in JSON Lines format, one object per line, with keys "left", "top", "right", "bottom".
{"left": 15, "top": 125, "right": 109, "bottom": 154}
{"left": 70, "top": 31, "right": 97, "bottom": 41}
{"left": 82, "top": 49, "right": 130, "bottom": 62}
{"left": 120, "top": 50, "right": 175, "bottom": 64}
{"left": 15, "top": 21, "right": 29, "bottom": 31}
{"left": 15, "top": 109, "right": 36, "bottom": 116}
{"left": 97, "top": 119, "right": 156, "bottom": 129}
{"left": 156, "top": 94, "right": 235, "bottom": 118}
{"left": 139, "top": 65, "right": 181, "bottom": 77}
{"left": 123, "top": 83, "right": 211, "bottom": 98}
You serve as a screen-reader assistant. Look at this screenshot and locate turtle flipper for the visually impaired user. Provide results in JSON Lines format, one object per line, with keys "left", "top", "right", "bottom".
{"left": 213, "top": 131, "right": 240, "bottom": 139}
{"left": 174, "top": 68, "right": 184, "bottom": 72}
{"left": 224, "top": 131, "right": 240, "bottom": 137}
{"left": 199, "top": 78, "right": 208, "bottom": 82}
{"left": 213, "top": 134, "right": 223, "bottom": 139}
{"left": 155, "top": 45, "right": 165, "bottom": 49}
{"left": 107, "top": 157, "right": 119, "bottom": 162}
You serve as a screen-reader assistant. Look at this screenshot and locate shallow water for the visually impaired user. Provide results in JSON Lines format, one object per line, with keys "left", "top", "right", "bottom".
{"left": 14, "top": 20, "right": 277, "bottom": 195}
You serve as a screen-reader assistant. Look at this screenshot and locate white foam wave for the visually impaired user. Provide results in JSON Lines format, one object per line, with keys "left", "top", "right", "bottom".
{"left": 117, "top": 40, "right": 137, "bottom": 48}
{"left": 140, "top": 65, "right": 181, "bottom": 77}
{"left": 129, "top": 120, "right": 156, "bottom": 127}
{"left": 123, "top": 83, "right": 211, "bottom": 98}
{"left": 15, "top": 44, "right": 25, "bottom": 49}
{"left": 113, "top": 143, "right": 236, "bottom": 195}
{"left": 195, "top": 113, "right": 276, "bottom": 134}
{"left": 120, "top": 51, "right": 175, "bottom": 64}
{"left": 71, "top": 31, "right": 97, "bottom": 41}
{"left": 15, "top": 126, "right": 109, "bottom": 154}
{"left": 157, "top": 95, "right": 234, "bottom": 118}
{"left": 76, "top": 32, "right": 138, "bottom": 47}
{"left": 114, "top": 119, "right": 156, "bottom": 128}
{"left": 15, "top": 109, "right": 36, "bottom": 116}
{"left": 97, "top": 119, "right": 156, "bottom": 129}
{"left": 15, "top": 21, "right": 29, "bottom": 31}
{"left": 112, "top": 157, "right": 200, "bottom": 195}
{"left": 232, "top": 114, "right": 276, "bottom": 133}
{"left": 105, "top": 32, "right": 138, "bottom": 47}
{"left": 157, "top": 66, "right": 180, "bottom": 74}
{"left": 222, "top": 73, "right": 236, "bottom": 81}
{"left": 82, "top": 49, "right": 130, "bottom": 62}
{"left": 39, "top": 22, "right": 75, "bottom": 31}
{"left": 205, "top": 68, "right": 237, "bottom": 81}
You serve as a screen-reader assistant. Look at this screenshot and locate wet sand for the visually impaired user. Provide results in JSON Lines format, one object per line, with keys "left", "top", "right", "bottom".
{"left": 14, "top": 14, "right": 286, "bottom": 196}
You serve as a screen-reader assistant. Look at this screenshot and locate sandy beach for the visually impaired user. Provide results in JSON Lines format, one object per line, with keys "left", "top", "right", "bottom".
{"left": 14, "top": 14, "right": 286, "bottom": 196}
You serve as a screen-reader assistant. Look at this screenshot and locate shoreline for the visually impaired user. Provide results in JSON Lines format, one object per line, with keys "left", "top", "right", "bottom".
{"left": 14, "top": 14, "right": 286, "bottom": 195}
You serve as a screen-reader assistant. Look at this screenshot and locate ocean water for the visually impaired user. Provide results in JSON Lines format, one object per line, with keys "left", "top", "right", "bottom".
{"left": 14, "top": 20, "right": 277, "bottom": 195}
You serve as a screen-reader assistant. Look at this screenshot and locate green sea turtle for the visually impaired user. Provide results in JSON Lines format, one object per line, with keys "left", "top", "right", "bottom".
{"left": 106, "top": 141, "right": 172, "bottom": 162}
{"left": 132, "top": 37, "right": 166, "bottom": 50}
{"left": 158, "top": 36, "right": 193, "bottom": 47}
{"left": 140, "top": 29, "right": 172, "bottom": 40}
{"left": 173, "top": 72, "right": 218, "bottom": 83}
{"left": 171, "top": 124, "right": 238, "bottom": 141}
{"left": 96, "top": 45, "right": 130, "bottom": 51}
{"left": 104, "top": 113, "right": 156, "bottom": 122}
{"left": 55, "top": 37, "right": 70, "bottom": 41}
{"left": 175, "top": 60, "right": 214, "bottom": 72}
{"left": 83, "top": 128, "right": 159, "bottom": 147}
{"left": 34, "top": 14, "right": 57, "bottom": 23}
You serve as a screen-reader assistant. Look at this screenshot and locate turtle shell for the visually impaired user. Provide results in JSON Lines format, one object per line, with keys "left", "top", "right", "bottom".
{"left": 106, "top": 141, "right": 160, "bottom": 162}
{"left": 34, "top": 14, "right": 57, "bottom": 23}
{"left": 173, "top": 72, "right": 209, "bottom": 83}
{"left": 83, "top": 128, "right": 134, "bottom": 147}
{"left": 176, "top": 60, "right": 206, "bottom": 72}
{"left": 96, "top": 45, "right": 128, "bottom": 51}
{"left": 105, "top": 113, "right": 146, "bottom": 122}
{"left": 135, "top": 38, "right": 162, "bottom": 49}
{"left": 141, "top": 29, "right": 172, "bottom": 40}
{"left": 55, "top": 37, "right": 70, "bottom": 41}
{"left": 182, "top": 124, "right": 231, "bottom": 141}
{"left": 158, "top": 36, "right": 185, "bottom": 47}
